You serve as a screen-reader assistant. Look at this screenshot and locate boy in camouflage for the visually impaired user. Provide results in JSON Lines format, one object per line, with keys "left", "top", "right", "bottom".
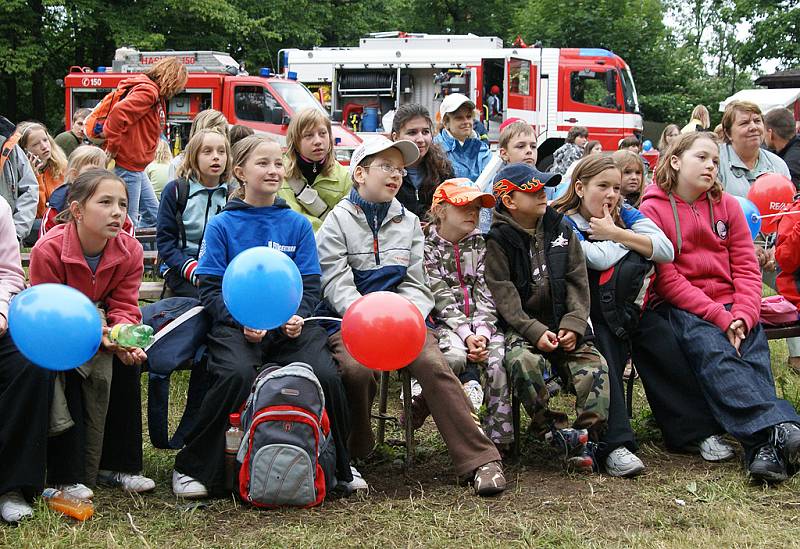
{"left": 484, "top": 163, "right": 609, "bottom": 472}
{"left": 424, "top": 178, "right": 513, "bottom": 449}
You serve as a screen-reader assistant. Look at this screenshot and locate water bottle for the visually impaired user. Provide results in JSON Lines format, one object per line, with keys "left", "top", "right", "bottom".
{"left": 109, "top": 324, "right": 154, "bottom": 348}
{"left": 42, "top": 488, "right": 94, "bottom": 521}
{"left": 224, "top": 413, "right": 244, "bottom": 493}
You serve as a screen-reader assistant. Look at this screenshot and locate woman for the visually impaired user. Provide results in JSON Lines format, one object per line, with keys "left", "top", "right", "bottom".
{"left": 391, "top": 104, "right": 454, "bottom": 218}
{"left": 681, "top": 105, "right": 711, "bottom": 134}
{"left": 433, "top": 94, "right": 491, "bottom": 183}
{"left": 104, "top": 57, "right": 188, "bottom": 228}
{"left": 278, "top": 108, "right": 351, "bottom": 232}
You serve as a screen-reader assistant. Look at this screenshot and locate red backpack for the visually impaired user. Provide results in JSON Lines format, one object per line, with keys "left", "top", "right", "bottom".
{"left": 84, "top": 85, "right": 131, "bottom": 145}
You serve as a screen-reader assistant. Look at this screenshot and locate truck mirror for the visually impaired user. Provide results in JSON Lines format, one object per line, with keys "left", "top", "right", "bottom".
{"left": 331, "top": 110, "right": 343, "bottom": 123}
{"left": 270, "top": 107, "right": 286, "bottom": 125}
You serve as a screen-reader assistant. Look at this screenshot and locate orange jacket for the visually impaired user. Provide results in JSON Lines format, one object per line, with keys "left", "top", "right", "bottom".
{"left": 103, "top": 74, "right": 165, "bottom": 172}
{"left": 36, "top": 168, "right": 64, "bottom": 218}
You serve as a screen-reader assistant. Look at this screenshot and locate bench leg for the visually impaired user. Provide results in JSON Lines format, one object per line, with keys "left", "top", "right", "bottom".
{"left": 401, "top": 368, "right": 414, "bottom": 469}
{"left": 376, "top": 370, "right": 389, "bottom": 446}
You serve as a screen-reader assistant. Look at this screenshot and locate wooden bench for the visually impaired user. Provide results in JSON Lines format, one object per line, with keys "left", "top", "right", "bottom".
{"left": 764, "top": 323, "right": 800, "bottom": 340}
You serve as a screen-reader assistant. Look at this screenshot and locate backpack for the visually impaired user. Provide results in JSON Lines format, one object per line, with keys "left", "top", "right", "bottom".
{"left": 0, "top": 131, "right": 21, "bottom": 176}
{"left": 588, "top": 251, "right": 655, "bottom": 339}
{"left": 141, "top": 297, "right": 211, "bottom": 449}
{"left": 174, "top": 178, "right": 191, "bottom": 250}
{"left": 84, "top": 85, "right": 132, "bottom": 145}
{"left": 236, "top": 362, "right": 336, "bottom": 508}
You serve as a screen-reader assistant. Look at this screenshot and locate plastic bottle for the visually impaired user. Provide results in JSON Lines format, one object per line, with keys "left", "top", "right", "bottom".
{"left": 109, "top": 324, "right": 155, "bottom": 348}
{"left": 42, "top": 488, "right": 94, "bottom": 521}
{"left": 224, "top": 413, "right": 244, "bottom": 492}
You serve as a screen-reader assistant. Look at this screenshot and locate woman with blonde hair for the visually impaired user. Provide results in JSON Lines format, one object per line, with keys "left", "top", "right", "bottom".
{"left": 278, "top": 108, "right": 351, "bottom": 231}
{"left": 681, "top": 105, "right": 711, "bottom": 134}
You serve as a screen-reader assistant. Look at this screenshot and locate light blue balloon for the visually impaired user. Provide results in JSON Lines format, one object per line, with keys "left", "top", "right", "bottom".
{"left": 9, "top": 284, "right": 102, "bottom": 370}
{"left": 642, "top": 140, "right": 653, "bottom": 152}
{"left": 222, "top": 246, "right": 303, "bottom": 330}
{"left": 733, "top": 195, "right": 762, "bottom": 240}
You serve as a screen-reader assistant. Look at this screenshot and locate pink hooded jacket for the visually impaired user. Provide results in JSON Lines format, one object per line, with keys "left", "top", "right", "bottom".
{"left": 0, "top": 198, "right": 25, "bottom": 323}
{"left": 639, "top": 184, "right": 762, "bottom": 333}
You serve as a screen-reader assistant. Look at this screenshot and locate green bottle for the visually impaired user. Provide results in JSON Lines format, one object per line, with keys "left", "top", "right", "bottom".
{"left": 109, "top": 324, "right": 154, "bottom": 348}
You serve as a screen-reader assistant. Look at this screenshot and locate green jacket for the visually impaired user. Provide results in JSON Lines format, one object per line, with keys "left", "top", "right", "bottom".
{"left": 278, "top": 159, "right": 352, "bottom": 232}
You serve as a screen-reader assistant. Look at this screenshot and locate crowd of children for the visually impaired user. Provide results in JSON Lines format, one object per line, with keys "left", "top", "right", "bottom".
{"left": 3, "top": 90, "right": 800, "bottom": 524}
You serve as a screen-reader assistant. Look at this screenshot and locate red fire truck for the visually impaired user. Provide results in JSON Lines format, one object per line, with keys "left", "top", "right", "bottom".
{"left": 283, "top": 33, "right": 643, "bottom": 168}
{"left": 63, "top": 49, "right": 361, "bottom": 161}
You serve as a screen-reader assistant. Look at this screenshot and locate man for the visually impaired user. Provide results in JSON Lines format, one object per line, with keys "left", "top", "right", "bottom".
{"left": 764, "top": 107, "right": 800, "bottom": 190}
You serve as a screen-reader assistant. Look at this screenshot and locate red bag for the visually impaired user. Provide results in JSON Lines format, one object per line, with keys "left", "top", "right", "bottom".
{"left": 760, "top": 295, "right": 800, "bottom": 327}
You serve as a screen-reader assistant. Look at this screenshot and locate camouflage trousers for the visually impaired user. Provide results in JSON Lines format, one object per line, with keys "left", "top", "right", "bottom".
{"left": 504, "top": 329, "right": 609, "bottom": 439}
{"left": 437, "top": 328, "right": 514, "bottom": 444}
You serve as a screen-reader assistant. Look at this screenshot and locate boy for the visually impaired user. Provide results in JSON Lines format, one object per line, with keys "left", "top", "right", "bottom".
{"left": 54, "top": 109, "right": 91, "bottom": 158}
{"left": 317, "top": 136, "right": 506, "bottom": 496}
{"left": 484, "top": 163, "right": 610, "bottom": 472}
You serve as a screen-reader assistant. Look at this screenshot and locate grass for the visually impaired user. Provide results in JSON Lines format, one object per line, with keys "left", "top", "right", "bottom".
{"left": 4, "top": 337, "right": 800, "bottom": 547}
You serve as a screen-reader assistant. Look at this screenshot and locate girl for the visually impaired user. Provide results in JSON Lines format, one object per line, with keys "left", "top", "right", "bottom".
{"left": 146, "top": 139, "right": 173, "bottom": 199}
{"left": 172, "top": 135, "right": 361, "bottom": 498}
{"left": 391, "top": 103, "right": 454, "bottom": 218}
{"left": 424, "top": 178, "right": 513, "bottom": 449}
{"left": 585, "top": 140, "right": 603, "bottom": 156}
{"left": 0, "top": 196, "right": 52, "bottom": 523}
{"left": 612, "top": 149, "right": 646, "bottom": 207}
{"left": 29, "top": 169, "right": 154, "bottom": 497}
{"left": 433, "top": 93, "right": 492, "bottom": 183}
{"left": 279, "top": 108, "right": 351, "bottom": 231}
{"left": 550, "top": 126, "right": 588, "bottom": 175}
{"left": 17, "top": 122, "right": 67, "bottom": 241}
{"left": 681, "top": 105, "right": 711, "bottom": 134}
{"left": 553, "top": 155, "right": 673, "bottom": 477}
{"left": 156, "top": 129, "right": 231, "bottom": 298}
{"left": 104, "top": 57, "right": 188, "bottom": 228}
{"left": 639, "top": 132, "right": 800, "bottom": 483}
{"left": 168, "top": 109, "right": 229, "bottom": 181}
{"left": 658, "top": 124, "right": 679, "bottom": 153}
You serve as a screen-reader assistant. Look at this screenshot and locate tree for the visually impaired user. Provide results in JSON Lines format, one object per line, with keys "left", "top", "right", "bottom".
{"left": 737, "top": 0, "right": 800, "bottom": 69}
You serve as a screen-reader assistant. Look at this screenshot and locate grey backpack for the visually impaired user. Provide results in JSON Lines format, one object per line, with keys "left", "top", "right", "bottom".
{"left": 236, "top": 362, "right": 335, "bottom": 508}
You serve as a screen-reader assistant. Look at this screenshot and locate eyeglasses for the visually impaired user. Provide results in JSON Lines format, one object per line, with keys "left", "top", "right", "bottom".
{"left": 366, "top": 163, "right": 407, "bottom": 177}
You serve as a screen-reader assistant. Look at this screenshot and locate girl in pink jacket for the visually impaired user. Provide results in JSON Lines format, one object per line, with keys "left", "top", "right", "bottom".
{"left": 639, "top": 132, "right": 800, "bottom": 484}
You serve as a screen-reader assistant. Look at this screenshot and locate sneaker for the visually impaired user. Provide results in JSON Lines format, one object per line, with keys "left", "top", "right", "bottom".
{"left": 473, "top": 461, "right": 506, "bottom": 496}
{"left": 463, "top": 380, "right": 484, "bottom": 412}
{"left": 55, "top": 483, "right": 94, "bottom": 500}
{"left": 98, "top": 470, "right": 155, "bottom": 493}
{"left": 339, "top": 465, "right": 369, "bottom": 494}
{"left": 399, "top": 377, "right": 422, "bottom": 404}
{"left": 695, "top": 435, "right": 736, "bottom": 462}
{"left": 604, "top": 447, "right": 645, "bottom": 477}
{"left": 749, "top": 444, "right": 788, "bottom": 483}
{"left": 171, "top": 470, "right": 208, "bottom": 498}
{"left": 399, "top": 394, "right": 430, "bottom": 430}
{"left": 566, "top": 444, "right": 595, "bottom": 473}
{"left": 0, "top": 490, "right": 33, "bottom": 523}
{"left": 545, "top": 428, "right": 589, "bottom": 455}
{"left": 772, "top": 422, "right": 800, "bottom": 467}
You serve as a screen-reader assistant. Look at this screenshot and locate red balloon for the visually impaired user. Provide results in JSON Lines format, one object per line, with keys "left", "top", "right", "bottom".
{"left": 341, "top": 292, "right": 427, "bottom": 371}
{"left": 747, "top": 173, "right": 796, "bottom": 233}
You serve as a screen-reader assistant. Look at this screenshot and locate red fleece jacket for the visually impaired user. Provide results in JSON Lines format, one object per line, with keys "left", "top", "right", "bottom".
{"left": 776, "top": 198, "right": 800, "bottom": 310}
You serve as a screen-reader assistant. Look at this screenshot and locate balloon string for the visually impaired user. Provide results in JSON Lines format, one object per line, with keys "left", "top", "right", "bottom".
{"left": 303, "top": 316, "right": 342, "bottom": 323}
{"left": 757, "top": 210, "right": 800, "bottom": 220}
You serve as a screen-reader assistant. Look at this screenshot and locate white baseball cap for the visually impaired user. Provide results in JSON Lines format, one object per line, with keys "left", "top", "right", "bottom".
{"left": 349, "top": 135, "right": 420, "bottom": 178}
{"left": 439, "top": 93, "right": 475, "bottom": 118}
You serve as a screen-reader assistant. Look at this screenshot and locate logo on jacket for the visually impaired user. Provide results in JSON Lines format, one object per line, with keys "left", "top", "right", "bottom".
{"left": 268, "top": 241, "right": 297, "bottom": 253}
{"left": 550, "top": 233, "right": 569, "bottom": 248}
{"left": 715, "top": 220, "right": 728, "bottom": 240}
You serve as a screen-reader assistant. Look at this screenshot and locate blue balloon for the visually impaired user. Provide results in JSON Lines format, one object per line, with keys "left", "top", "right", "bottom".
{"left": 642, "top": 140, "right": 653, "bottom": 152}
{"left": 733, "top": 195, "right": 762, "bottom": 239}
{"left": 222, "top": 246, "right": 303, "bottom": 330}
{"left": 9, "top": 284, "right": 102, "bottom": 370}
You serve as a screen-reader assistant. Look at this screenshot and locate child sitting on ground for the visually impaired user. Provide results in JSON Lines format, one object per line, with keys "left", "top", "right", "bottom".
{"left": 424, "top": 178, "right": 513, "bottom": 450}
{"left": 484, "top": 162, "right": 610, "bottom": 472}
{"left": 317, "top": 136, "right": 506, "bottom": 496}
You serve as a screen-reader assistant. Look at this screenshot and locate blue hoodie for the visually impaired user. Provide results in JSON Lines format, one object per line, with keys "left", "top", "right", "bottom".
{"left": 434, "top": 128, "right": 492, "bottom": 182}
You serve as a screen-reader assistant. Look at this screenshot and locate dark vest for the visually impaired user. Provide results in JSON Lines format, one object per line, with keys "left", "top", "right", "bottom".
{"left": 486, "top": 207, "right": 572, "bottom": 330}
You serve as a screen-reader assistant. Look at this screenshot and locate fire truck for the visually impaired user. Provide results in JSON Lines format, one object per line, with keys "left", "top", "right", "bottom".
{"left": 282, "top": 33, "right": 643, "bottom": 168}
{"left": 63, "top": 49, "right": 361, "bottom": 161}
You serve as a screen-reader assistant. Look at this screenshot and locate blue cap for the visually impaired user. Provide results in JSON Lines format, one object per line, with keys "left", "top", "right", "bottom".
{"left": 493, "top": 162, "right": 561, "bottom": 198}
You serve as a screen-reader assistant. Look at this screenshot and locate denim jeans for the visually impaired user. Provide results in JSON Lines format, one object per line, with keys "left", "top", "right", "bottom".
{"left": 114, "top": 167, "right": 159, "bottom": 228}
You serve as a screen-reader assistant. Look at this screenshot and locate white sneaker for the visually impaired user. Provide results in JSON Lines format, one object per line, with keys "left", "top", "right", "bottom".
{"left": 98, "top": 470, "right": 155, "bottom": 493}
{"left": 605, "top": 447, "right": 645, "bottom": 477}
{"left": 463, "top": 380, "right": 484, "bottom": 412}
{"left": 55, "top": 483, "right": 94, "bottom": 500}
{"left": 0, "top": 490, "right": 33, "bottom": 523}
{"left": 399, "top": 378, "right": 423, "bottom": 404}
{"left": 172, "top": 470, "right": 208, "bottom": 499}
{"left": 697, "top": 435, "right": 736, "bottom": 462}
{"left": 341, "top": 465, "right": 369, "bottom": 493}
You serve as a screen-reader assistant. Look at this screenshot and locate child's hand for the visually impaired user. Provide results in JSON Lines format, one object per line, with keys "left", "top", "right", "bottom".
{"left": 26, "top": 151, "right": 44, "bottom": 173}
{"left": 100, "top": 326, "right": 123, "bottom": 353}
{"left": 115, "top": 347, "right": 147, "bottom": 366}
{"left": 726, "top": 319, "right": 746, "bottom": 355}
{"left": 588, "top": 204, "right": 621, "bottom": 241}
{"left": 281, "top": 315, "right": 304, "bottom": 339}
{"left": 466, "top": 334, "right": 489, "bottom": 363}
{"left": 536, "top": 330, "right": 559, "bottom": 352}
{"left": 557, "top": 329, "right": 577, "bottom": 352}
{"left": 243, "top": 327, "right": 267, "bottom": 343}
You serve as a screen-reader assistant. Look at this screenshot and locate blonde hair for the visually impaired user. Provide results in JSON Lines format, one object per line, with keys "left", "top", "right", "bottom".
{"left": 499, "top": 121, "right": 536, "bottom": 150}
{"left": 153, "top": 139, "right": 173, "bottom": 164}
{"left": 552, "top": 154, "right": 624, "bottom": 228}
{"left": 655, "top": 132, "right": 722, "bottom": 200}
{"left": 231, "top": 135, "right": 281, "bottom": 199}
{"left": 65, "top": 145, "right": 106, "bottom": 183}
{"left": 176, "top": 129, "right": 232, "bottom": 183}
{"left": 285, "top": 108, "right": 336, "bottom": 181}
{"left": 17, "top": 121, "right": 67, "bottom": 180}
{"left": 721, "top": 100, "right": 762, "bottom": 144}
{"left": 189, "top": 109, "right": 229, "bottom": 141}
{"left": 611, "top": 149, "right": 645, "bottom": 206}
{"left": 690, "top": 105, "right": 711, "bottom": 129}
{"left": 145, "top": 57, "right": 188, "bottom": 99}
{"left": 658, "top": 124, "right": 679, "bottom": 152}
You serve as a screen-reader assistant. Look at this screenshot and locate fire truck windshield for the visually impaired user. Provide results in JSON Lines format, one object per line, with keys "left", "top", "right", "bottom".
{"left": 619, "top": 68, "right": 640, "bottom": 114}
{"left": 270, "top": 81, "right": 326, "bottom": 115}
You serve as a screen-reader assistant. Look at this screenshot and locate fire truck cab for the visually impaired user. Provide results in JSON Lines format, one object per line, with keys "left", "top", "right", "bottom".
{"left": 64, "top": 49, "right": 361, "bottom": 161}
{"left": 283, "top": 33, "right": 643, "bottom": 169}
